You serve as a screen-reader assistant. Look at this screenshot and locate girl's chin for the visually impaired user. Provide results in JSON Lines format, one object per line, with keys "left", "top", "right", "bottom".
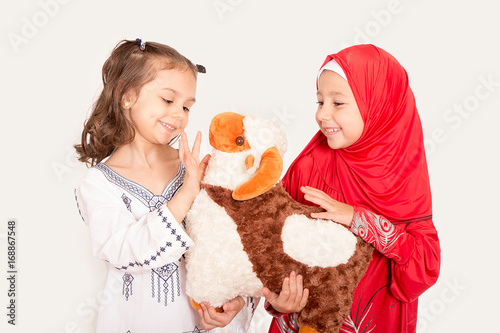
{"left": 326, "top": 138, "right": 346, "bottom": 150}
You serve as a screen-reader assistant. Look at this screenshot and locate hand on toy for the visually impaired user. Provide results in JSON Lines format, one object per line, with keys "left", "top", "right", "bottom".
{"left": 197, "top": 296, "right": 246, "bottom": 330}
{"left": 262, "top": 271, "right": 309, "bottom": 314}
{"left": 301, "top": 186, "right": 354, "bottom": 228}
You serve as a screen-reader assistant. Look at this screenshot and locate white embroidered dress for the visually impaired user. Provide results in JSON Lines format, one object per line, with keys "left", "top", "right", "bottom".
{"left": 75, "top": 162, "right": 256, "bottom": 333}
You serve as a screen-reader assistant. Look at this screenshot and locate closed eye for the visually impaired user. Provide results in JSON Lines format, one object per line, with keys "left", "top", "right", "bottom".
{"left": 183, "top": 106, "right": 190, "bottom": 112}
{"left": 162, "top": 98, "right": 173, "bottom": 104}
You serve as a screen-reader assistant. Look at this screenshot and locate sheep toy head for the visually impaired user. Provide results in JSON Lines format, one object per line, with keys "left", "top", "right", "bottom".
{"left": 185, "top": 112, "right": 373, "bottom": 333}
{"left": 202, "top": 112, "right": 287, "bottom": 200}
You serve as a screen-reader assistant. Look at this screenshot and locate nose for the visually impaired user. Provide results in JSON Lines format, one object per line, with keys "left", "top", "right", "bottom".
{"left": 172, "top": 105, "right": 184, "bottom": 120}
{"left": 316, "top": 104, "right": 333, "bottom": 121}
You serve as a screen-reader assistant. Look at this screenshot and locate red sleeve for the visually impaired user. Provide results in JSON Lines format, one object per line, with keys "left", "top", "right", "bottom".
{"left": 266, "top": 301, "right": 299, "bottom": 333}
{"left": 350, "top": 206, "right": 441, "bottom": 302}
{"left": 264, "top": 300, "right": 288, "bottom": 318}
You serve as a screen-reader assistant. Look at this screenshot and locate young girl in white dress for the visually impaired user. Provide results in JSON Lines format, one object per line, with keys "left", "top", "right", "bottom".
{"left": 74, "top": 39, "right": 257, "bottom": 333}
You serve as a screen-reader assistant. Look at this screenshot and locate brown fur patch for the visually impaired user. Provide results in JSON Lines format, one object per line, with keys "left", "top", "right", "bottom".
{"left": 203, "top": 183, "right": 373, "bottom": 333}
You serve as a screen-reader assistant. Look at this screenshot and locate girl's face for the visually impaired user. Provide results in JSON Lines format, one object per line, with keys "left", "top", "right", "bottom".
{"left": 316, "top": 70, "right": 364, "bottom": 149}
{"left": 125, "top": 68, "right": 197, "bottom": 146}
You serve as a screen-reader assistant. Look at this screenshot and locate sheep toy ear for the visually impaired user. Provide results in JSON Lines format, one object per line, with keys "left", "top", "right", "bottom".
{"left": 232, "top": 147, "right": 283, "bottom": 201}
{"left": 208, "top": 112, "right": 251, "bottom": 153}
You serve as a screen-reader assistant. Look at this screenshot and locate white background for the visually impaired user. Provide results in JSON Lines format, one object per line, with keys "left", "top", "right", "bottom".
{"left": 1, "top": 0, "right": 499, "bottom": 332}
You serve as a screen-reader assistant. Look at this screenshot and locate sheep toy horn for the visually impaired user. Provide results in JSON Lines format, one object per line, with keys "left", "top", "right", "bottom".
{"left": 232, "top": 146, "right": 282, "bottom": 200}
{"left": 207, "top": 112, "right": 285, "bottom": 201}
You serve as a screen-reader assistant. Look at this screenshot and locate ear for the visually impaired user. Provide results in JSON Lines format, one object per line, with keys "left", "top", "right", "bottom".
{"left": 121, "top": 90, "right": 137, "bottom": 110}
{"left": 232, "top": 147, "right": 283, "bottom": 201}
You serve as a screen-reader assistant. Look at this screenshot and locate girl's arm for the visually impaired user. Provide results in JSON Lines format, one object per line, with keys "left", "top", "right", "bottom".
{"left": 76, "top": 168, "right": 194, "bottom": 273}
{"left": 302, "top": 187, "right": 441, "bottom": 303}
{"left": 350, "top": 207, "right": 440, "bottom": 302}
{"left": 76, "top": 132, "right": 209, "bottom": 273}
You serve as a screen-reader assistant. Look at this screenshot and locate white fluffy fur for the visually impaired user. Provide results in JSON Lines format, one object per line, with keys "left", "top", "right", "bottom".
{"left": 185, "top": 189, "right": 264, "bottom": 307}
{"left": 281, "top": 214, "right": 357, "bottom": 268}
{"left": 243, "top": 115, "right": 287, "bottom": 158}
{"left": 202, "top": 148, "right": 261, "bottom": 190}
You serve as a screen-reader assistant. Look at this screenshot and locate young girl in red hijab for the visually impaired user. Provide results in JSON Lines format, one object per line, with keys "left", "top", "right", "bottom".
{"left": 263, "top": 44, "right": 441, "bottom": 333}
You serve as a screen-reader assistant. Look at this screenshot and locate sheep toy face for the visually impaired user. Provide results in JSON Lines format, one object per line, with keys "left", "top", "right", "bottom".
{"left": 203, "top": 112, "right": 287, "bottom": 200}
{"left": 185, "top": 112, "right": 373, "bottom": 333}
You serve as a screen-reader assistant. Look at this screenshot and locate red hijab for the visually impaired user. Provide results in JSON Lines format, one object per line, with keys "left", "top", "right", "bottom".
{"left": 283, "top": 44, "right": 432, "bottom": 223}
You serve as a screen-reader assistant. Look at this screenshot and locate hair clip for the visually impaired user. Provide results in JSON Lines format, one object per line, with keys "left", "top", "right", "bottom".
{"left": 135, "top": 38, "right": 146, "bottom": 51}
{"left": 196, "top": 64, "right": 206, "bottom": 73}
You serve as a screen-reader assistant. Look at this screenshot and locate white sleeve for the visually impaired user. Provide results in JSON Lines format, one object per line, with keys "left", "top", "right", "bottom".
{"left": 226, "top": 297, "right": 260, "bottom": 333}
{"left": 75, "top": 169, "right": 193, "bottom": 273}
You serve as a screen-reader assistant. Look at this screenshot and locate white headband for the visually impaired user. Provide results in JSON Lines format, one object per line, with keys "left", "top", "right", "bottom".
{"left": 317, "top": 59, "right": 347, "bottom": 82}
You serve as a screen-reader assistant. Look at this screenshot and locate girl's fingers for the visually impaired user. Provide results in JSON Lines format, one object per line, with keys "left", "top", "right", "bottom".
{"left": 304, "top": 194, "right": 332, "bottom": 210}
{"left": 311, "top": 212, "right": 335, "bottom": 220}
{"left": 192, "top": 131, "right": 202, "bottom": 159}
{"left": 262, "top": 287, "right": 278, "bottom": 303}
{"left": 288, "top": 272, "right": 298, "bottom": 301}
{"left": 179, "top": 132, "right": 190, "bottom": 161}
{"left": 224, "top": 296, "right": 244, "bottom": 312}
{"left": 199, "top": 154, "right": 211, "bottom": 181}
{"left": 206, "top": 306, "right": 222, "bottom": 323}
{"left": 200, "top": 303, "right": 223, "bottom": 327}
{"left": 302, "top": 187, "right": 341, "bottom": 213}
{"left": 299, "top": 288, "right": 309, "bottom": 309}
{"left": 295, "top": 274, "right": 304, "bottom": 304}
{"left": 301, "top": 186, "right": 327, "bottom": 197}
{"left": 180, "top": 131, "right": 188, "bottom": 149}
{"left": 280, "top": 276, "right": 290, "bottom": 300}
{"left": 178, "top": 133, "right": 185, "bottom": 157}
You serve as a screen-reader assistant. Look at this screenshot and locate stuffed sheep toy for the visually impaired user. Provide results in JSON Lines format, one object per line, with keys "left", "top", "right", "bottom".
{"left": 185, "top": 112, "right": 373, "bottom": 333}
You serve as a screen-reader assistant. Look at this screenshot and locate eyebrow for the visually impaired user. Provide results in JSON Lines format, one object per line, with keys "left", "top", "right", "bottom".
{"left": 162, "top": 87, "right": 196, "bottom": 102}
{"left": 316, "top": 90, "right": 348, "bottom": 97}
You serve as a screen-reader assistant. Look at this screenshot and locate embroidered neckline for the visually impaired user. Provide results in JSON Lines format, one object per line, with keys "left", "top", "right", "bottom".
{"left": 94, "top": 162, "right": 185, "bottom": 210}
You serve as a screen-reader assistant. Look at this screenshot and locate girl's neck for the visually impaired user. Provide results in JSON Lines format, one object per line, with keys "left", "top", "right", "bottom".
{"left": 108, "top": 139, "right": 177, "bottom": 170}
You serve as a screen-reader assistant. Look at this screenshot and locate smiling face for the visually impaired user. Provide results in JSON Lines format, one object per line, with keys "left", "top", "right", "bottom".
{"left": 316, "top": 70, "right": 364, "bottom": 150}
{"left": 124, "top": 68, "right": 197, "bottom": 146}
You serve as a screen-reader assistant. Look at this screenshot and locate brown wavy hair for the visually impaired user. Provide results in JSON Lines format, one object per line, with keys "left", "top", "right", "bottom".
{"left": 75, "top": 39, "right": 200, "bottom": 166}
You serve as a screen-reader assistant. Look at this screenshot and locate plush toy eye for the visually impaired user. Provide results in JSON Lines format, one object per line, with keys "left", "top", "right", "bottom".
{"left": 235, "top": 136, "right": 245, "bottom": 146}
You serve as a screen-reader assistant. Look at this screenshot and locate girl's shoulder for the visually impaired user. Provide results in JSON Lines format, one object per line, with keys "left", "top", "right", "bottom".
{"left": 81, "top": 163, "right": 110, "bottom": 182}
{"left": 78, "top": 163, "right": 121, "bottom": 195}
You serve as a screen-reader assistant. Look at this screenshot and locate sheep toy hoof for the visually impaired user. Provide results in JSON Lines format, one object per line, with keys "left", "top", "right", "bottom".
{"left": 189, "top": 298, "right": 223, "bottom": 313}
{"left": 299, "top": 326, "right": 320, "bottom": 333}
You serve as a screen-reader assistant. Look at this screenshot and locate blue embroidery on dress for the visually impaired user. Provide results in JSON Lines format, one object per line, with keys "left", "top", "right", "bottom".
{"left": 74, "top": 189, "right": 85, "bottom": 223}
{"left": 94, "top": 163, "right": 189, "bottom": 271}
{"left": 158, "top": 210, "right": 190, "bottom": 251}
{"left": 94, "top": 162, "right": 185, "bottom": 211}
{"left": 183, "top": 327, "right": 206, "bottom": 333}
{"left": 151, "top": 263, "right": 181, "bottom": 306}
{"left": 248, "top": 296, "right": 257, "bottom": 315}
{"left": 122, "top": 273, "right": 134, "bottom": 301}
{"left": 121, "top": 193, "right": 132, "bottom": 212}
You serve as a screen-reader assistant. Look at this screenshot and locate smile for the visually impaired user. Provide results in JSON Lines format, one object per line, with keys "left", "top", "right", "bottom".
{"left": 325, "top": 128, "right": 341, "bottom": 133}
{"left": 160, "top": 121, "right": 177, "bottom": 131}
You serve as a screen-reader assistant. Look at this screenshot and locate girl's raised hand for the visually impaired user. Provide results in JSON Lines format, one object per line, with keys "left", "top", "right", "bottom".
{"left": 197, "top": 297, "right": 246, "bottom": 330}
{"left": 262, "top": 271, "right": 309, "bottom": 314}
{"left": 301, "top": 186, "right": 354, "bottom": 227}
{"left": 167, "top": 131, "right": 210, "bottom": 223}
{"left": 178, "top": 131, "right": 211, "bottom": 193}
